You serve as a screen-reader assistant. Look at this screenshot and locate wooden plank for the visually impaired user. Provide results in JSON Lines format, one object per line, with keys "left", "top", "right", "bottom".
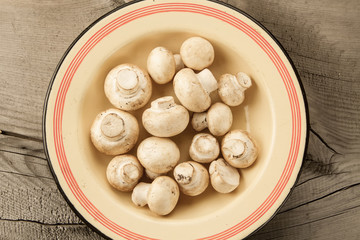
{"left": 283, "top": 130, "right": 360, "bottom": 209}
{"left": 0, "top": 0, "right": 122, "bottom": 139}
{"left": 0, "top": 150, "right": 82, "bottom": 224}
{"left": 0, "top": 133, "right": 45, "bottom": 160}
{"left": 250, "top": 184, "right": 360, "bottom": 240}
{"left": 0, "top": 221, "right": 101, "bottom": 240}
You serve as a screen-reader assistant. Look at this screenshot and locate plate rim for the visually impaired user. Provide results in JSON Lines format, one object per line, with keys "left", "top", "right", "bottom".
{"left": 42, "top": 0, "right": 310, "bottom": 239}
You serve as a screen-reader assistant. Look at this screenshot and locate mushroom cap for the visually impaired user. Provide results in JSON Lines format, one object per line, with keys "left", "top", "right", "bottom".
{"left": 173, "top": 161, "right": 209, "bottom": 196}
{"left": 209, "top": 158, "right": 240, "bottom": 193}
{"left": 218, "top": 72, "right": 252, "bottom": 107}
{"left": 106, "top": 155, "right": 143, "bottom": 192}
{"left": 173, "top": 68, "right": 212, "bottom": 112}
{"left": 137, "top": 137, "right": 180, "bottom": 174}
{"left": 104, "top": 63, "right": 152, "bottom": 111}
{"left": 90, "top": 108, "right": 139, "bottom": 155}
{"left": 142, "top": 96, "right": 189, "bottom": 137}
{"left": 147, "top": 176, "right": 180, "bottom": 215}
{"left": 207, "top": 102, "right": 233, "bottom": 136}
{"left": 147, "top": 47, "right": 176, "bottom": 84}
{"left": 180, "top": 36, "right": 215, "bottom": 71}
{"left": 189, "top": 133, "right": 220, "bottom": 163}
{"left": 221, "top": 130, "right": 259, "bottom": 168}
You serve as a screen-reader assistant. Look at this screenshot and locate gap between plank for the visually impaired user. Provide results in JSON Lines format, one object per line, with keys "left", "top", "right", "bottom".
{"left": 280, "top": 182, "right": 360, "bottom": 214}
{"left": 0, "top": 129, "right": 42, "bottom": 143}
{"left": 0, "top": 218, "right": 84, "bottom": 227}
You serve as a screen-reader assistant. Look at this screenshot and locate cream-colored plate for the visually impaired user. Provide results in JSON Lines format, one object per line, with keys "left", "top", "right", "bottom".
{"left": 43, "top": 0, "right": 308, "bottom": 239}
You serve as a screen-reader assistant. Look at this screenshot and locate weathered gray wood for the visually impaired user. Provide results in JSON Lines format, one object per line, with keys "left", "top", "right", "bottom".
{"left": 0, "top": 0, "right": 122, "bottom": 139}
{"left": 0, "top": 221, "right": 101, "bottom": 240}
{"left": 0, "top": 1, "right": 126, "bottom": 238}
{"left": 0, "top": 0, "right": 359, "bottom": 239}
{"left": 0, "top": 149, "right": 81, "bottom": 224}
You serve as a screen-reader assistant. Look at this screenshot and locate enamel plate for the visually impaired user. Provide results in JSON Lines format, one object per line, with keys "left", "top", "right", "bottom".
{"left": 43, "top": 0, "right": 308, "bottom": 239}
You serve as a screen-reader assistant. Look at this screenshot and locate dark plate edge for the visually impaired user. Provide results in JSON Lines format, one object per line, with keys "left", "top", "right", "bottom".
{"left": 41, "top": 0, "right": 310, "bottom": 240}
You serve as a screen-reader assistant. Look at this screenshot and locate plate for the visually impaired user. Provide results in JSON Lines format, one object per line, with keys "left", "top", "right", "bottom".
{"left": 43, "top": 0, "right": 308, "bottom": 239}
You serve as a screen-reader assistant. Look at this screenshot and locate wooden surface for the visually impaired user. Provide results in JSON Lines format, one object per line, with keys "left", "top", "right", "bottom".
{"left": 0, "top": 0, "right": 359, "bottom": 239}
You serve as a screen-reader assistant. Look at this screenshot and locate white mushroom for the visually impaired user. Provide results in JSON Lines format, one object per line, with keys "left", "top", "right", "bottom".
{"left": 180, "top": 36, "right": 215, "bottom": 71}
{"left": 147, "top": 47, "right": 176, "bottom": 84}
{"left": 209, "top": 158, "right": 240, "bottom": 193}
{"left": 142, "top": 96, "right": 189, "bottom": 137}
{"left": 189, "top": 133, "right": 220, "bottom": 163}
{"left": 173, "top": 161, "right": 209, "bottom": 196}
{"left": 173, "top": 68, "right": 217, "bottom": 112}
{"left": 137, "top": 137, "right": 180, "bottom": 174}
{"left": 221, "top": 129, "right": 259, "bottom": 168}
{"left": 104, "top": 63, "right": 152, "bottom": 111}
{"left": 131, "top": 176, "right": 180, "bottom": 215}
{"left": 191, "top": 102, "right": 233, "bottom": 136}
{"left": 106, "top": 155, "right": 143, "bottom": 192}
{"left": 218, "top": 72, "right": 252, "bottom": 107}
{"left": 90, "top": 109, "right": 139, "bottom": 155}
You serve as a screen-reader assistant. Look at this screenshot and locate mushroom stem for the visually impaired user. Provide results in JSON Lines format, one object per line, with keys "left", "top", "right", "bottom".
{"left": 100, "top": 113, "right": 125, "bottom": 140}
{"left": 223, "top": 139, "right": 245, "bottom": 158}
{"left": 236, "top": 72, "right": 252, "bottom": 89}
{"left": 196, "top": 69, "right": 218, "bottom": 94}
{"left": 151, "top": 96, "right": 175, "bottom": 110}
{"left": 121, "top": 163, "right": 141, "bottom": 182}
{"left": 116, "top": 68, "right": 140, "bottom": 94}
{"left": 132, "top": 182, "right": 150, "bottom": 207}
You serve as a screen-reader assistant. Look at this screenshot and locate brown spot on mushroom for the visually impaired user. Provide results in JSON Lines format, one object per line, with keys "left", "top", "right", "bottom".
{"left": 173, "top": 161, "right": 209, "bottom": 196}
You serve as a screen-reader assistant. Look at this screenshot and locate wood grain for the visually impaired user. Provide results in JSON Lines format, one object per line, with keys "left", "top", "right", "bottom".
{"left": 0, "top": 0, "right": 359, "bottom": 239}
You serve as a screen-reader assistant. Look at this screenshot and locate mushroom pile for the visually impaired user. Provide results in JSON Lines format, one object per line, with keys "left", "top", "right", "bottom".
{"left": 90, "top": 36, "right": 258, "bottom": 216}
